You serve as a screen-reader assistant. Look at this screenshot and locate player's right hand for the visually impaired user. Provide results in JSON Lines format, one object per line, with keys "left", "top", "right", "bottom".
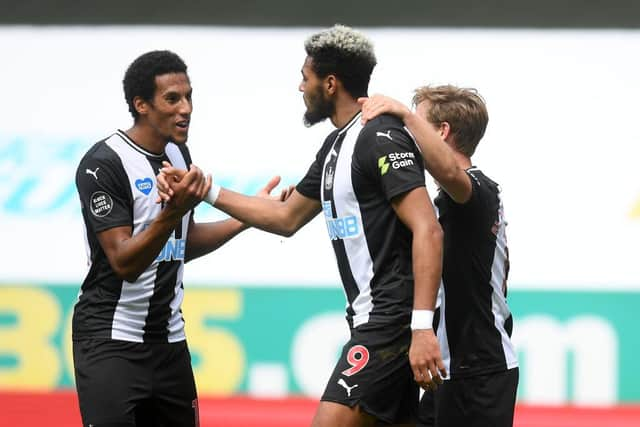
{"left": 357, "top": 94, "right": 412, "bottom": 125}
{"left": 256, "top": 175, "right": 295, "bottom": 202}
{"left": 156, "top": 162, "right": 211, "bottom": 214}
{"left": 156, "top": 160, "right": 206, "bottom": 204}
{"left": 156, "top": 161, "right": 180, "bottom": 203}
{"left": 409, "top": 328, "right": 447, "bottom": 391}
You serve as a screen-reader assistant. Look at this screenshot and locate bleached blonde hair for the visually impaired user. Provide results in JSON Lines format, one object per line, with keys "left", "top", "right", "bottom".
{"left": 304, "top": 24, "right": 377, "bottom": 98}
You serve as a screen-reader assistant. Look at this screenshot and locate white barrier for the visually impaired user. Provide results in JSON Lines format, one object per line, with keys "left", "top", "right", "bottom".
{"left": 1, "top": 27, "right": 639, "bottom": 289}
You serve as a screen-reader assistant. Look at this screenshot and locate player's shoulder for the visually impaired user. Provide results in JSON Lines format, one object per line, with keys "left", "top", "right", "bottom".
{"left": 317, "top": 127, "right": 341, "bottom": 154}
{"left": 467, "top": 167, "right": 499, "bottom": 188}
{"left": 360, "top": 114, "right": 412, "bottom": 144}
{"left": 466, "top": 167, "right": 503, "bottom": 204}
{"left": 362, "top": 113, "right": 405, "bottom": 132}
{"left": 324, "top": 127, "right": 341, "bottom": 143}
{"left": 360, "top": 114, "right": 410, "bottom": 140}
{"left": 76, "top": 133, "right": 122, "bottom": 173}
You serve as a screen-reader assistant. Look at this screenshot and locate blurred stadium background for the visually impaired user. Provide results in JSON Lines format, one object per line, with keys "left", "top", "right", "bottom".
{"left": 1, "top": 1, "right": 640, "bottom": 426}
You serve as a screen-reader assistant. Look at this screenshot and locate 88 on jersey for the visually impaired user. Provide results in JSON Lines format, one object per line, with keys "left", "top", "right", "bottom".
{"left": 322, "top": 201, "right": 359, "bottom": 240}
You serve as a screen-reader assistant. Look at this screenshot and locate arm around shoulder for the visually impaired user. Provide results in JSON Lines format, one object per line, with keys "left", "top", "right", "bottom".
{"left": 403, "top": 112, "right": 472, "bottom": 204}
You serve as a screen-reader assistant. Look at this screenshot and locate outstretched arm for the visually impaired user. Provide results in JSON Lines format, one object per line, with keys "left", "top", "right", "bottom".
{"left": 184, "top": 176, "right": 296, "bottom": 262}
{"left": 158, "top": 165, "right": 321, "bottom": 237}
{"left": 391, "top": 186, "right": 447, "bottom": 390}
{"left": 359, "top": 95, "right": 472, "bottom": 203}
{"left": 213, "top": 187, "right": 321, "bottom": 237}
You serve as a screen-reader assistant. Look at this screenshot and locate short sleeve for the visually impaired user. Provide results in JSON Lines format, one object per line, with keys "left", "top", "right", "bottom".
{"left": 447, "top": 169, "right": 500, "bottom": 230}
{"left": 355, "top": 119, "right": 425, "bottom": 201}
{"left": 296, "top": 131, "right": 337, "bottom": 200}
{"left": 456, "top": 169, "right": 493, "bottom": 212}
{"left": 76, "top": 147, "right": 133, "bottom": 233}
{"left": 462, "top": 170, "right": 484, "bottom": 209}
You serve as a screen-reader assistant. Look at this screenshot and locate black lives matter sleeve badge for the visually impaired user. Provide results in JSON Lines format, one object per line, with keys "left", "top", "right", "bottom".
{"left": 90, "top": 191, "right": 113, "bottom": 217}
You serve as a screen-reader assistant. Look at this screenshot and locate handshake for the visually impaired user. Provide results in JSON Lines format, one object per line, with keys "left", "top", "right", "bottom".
{"left": 155, "top": 161, "right": 294, "bottom": 207}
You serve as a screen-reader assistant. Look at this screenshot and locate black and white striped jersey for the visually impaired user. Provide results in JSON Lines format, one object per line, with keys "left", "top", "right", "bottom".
{"left": 434, "top": 168, "right": 518, "bottom": 378}
{"left": 73, "top": 130, "right": 192, "bottom": 343}
{"left": 297, "top": 113, "right": 426, "bottom": 329}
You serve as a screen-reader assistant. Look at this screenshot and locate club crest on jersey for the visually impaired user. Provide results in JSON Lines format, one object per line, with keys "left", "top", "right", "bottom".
{"left": 135, "top": 177, "right": 153, "bottom": 195}
{"left": 89, "top": 191, "right": 113, "bottom": 217}
{"left": 324, "top": 166, "right": 335, "bottom": 190}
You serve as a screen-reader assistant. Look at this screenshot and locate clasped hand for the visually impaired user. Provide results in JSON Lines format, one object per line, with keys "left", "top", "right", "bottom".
{"left": 156, "top": 161, "right": 294, "bottom": 204}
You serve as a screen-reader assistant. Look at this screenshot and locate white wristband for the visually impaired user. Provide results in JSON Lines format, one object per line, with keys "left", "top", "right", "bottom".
{"left": 204, "top": 184, "right": 221, "bottom": 206}
{"left": 411, "top": 309, "right": 434, "bottom": 330}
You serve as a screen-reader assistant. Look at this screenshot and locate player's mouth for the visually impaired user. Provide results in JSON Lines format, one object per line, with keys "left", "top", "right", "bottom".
{"left": 176, "top": 120, "right": 189, "bottom": 130}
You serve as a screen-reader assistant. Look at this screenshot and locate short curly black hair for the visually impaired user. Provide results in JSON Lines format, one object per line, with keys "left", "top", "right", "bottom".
{"left": 123, "top": 50, "right": 188, "bottom": 120}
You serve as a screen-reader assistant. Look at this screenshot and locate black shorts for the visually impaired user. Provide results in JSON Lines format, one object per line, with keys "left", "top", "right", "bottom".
{"left": 418, "top": 367, "right": 519, "bottom": 427}
{"left": 73, "top": 338, "right": 198, "bottom": 427}
{"left": 321, "top": 324, "right": 419, "bottom": 425}
{"left": 416, "top": 388, "right": 437, "bottom": 427}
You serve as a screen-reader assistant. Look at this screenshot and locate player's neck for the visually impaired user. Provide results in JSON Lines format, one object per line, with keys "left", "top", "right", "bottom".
{"left": 125, "top": 124, "right": 167, "bottom": 155}
{"left": 446, "top": 139, "right": 472, "bottom": 169}
{"left": 331, "top": 98, "right": 361, "bottom": 129}
{"left": 455, "top": 151, "right": 472, "bottom": 170}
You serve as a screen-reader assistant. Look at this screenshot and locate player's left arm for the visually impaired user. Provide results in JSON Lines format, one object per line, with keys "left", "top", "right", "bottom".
{"left": 185, "top": 216, "right": 247, "bottom": 263}
{"left": 391, "top": 187, "right": 447, "bottom": 390}
{"left": 360, "top": 95, "right": 472, "bottom": 204}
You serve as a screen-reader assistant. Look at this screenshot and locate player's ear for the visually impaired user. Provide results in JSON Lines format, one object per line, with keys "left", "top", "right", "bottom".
{"left": 325, "top": 75, "right": 337, "bottom": 96}
{"left": 440, "top": 122, "right": 451, "bottom": 140}
{"left": 133, "top": 96, "right": 150, "bottom": 117}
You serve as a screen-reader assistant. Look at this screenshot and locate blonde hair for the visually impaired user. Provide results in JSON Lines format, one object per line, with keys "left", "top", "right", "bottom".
{"left": 304, "top": 24, "right": 377, "bottom": 98}
{"left": 413, "top": 85, "right": 488, "bottom": 157}
{"left": 305, "top": 24, "right": 375, "bottom": 59}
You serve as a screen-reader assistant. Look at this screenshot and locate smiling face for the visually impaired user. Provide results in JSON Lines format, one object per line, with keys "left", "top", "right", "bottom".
{"left": 299, "top": 56, "right": 334, "bottom": 127}
{"left": 135, "top": 72, "right": 193, "bottom": 145}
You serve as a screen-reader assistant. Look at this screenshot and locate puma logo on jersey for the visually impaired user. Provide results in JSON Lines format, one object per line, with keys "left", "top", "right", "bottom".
{"left": 337, "top": 378, "right": 359, "bottom": 397}
{"left": 85, "top": 167, "right": 99, "bottom": 180}
{"left": 376, "top": 130, "right": 393, "bottom": 141}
